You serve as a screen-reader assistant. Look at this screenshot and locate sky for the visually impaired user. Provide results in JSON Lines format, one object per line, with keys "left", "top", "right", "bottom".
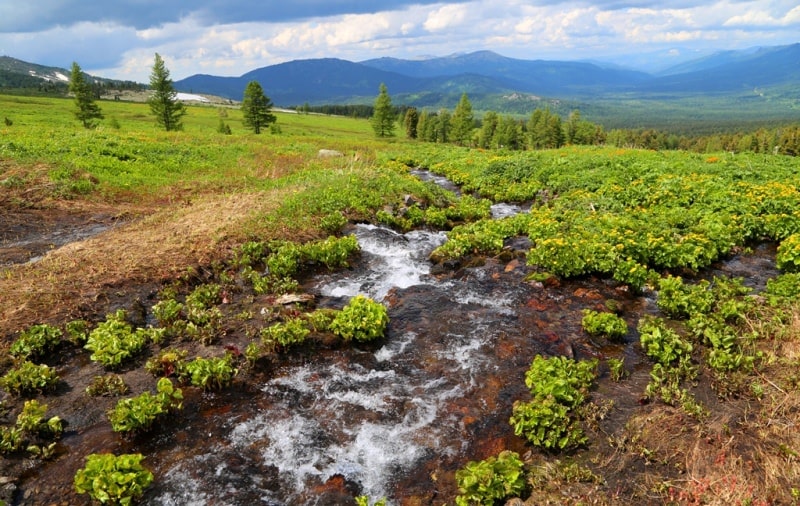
{"left": 1, "top": 0, "right": 798, "bottom": 82}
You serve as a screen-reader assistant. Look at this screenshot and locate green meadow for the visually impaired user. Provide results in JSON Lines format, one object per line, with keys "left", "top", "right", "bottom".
{"left": 1, "top": 93, "right": 800, "bottom": 505}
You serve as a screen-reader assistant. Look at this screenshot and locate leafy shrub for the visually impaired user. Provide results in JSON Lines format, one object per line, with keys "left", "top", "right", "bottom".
{"left": 10, "top": 323, "right": 62, "bottom": 360}
{"left": 510, "top": 397, "right": 587, "bottom": 450}
{"left": 656, "top": 276, "right": 714, "bottom": 319}
{"left": 0, "top": 361, "right": 59, "bottom": 395}
{"left": 1, "top": 400, "right": 63, "bottom": 456}
{"left": 330, "top": 295, "right": 389, "bottom": 342}
{"left": 765, "top": 273, "right": 800, "bottom": 304}
{"left": 581, "top": 310, "right": 627, "bottom": 340}
{"left": 186, "top": 283, "right": 222, "bottom": 310}
{"left": 608, "top": 357, "right": 627, "bottom": 382}
{"left": 85, "top": 310, "right": 147, "bottom": 368}
{"left": 152, "top": 298, "right": 184, "bottom": 326}
{"left": 320, "top": 212, "right": 348, "bottom": 235}
{"left": 74, "top": 453, "right": 154, "bottom": 505}
{"left": 510, "top": 355, "right": 597, "bottom": 451}
{"left": 86, "top": 374, "right": 130, "bottom": 397}
{"left": 777, "top": 233, "right": 800, "bottom": 272}
{"left": 144, "top": 348, "right": 187, "bottom": 377}
{"left": 261, "top": 318, "right": 310, "bottom": 350}
{"left": 108, "top": 378, "right": 183, "bottom": 433}
{"left": 455, "top": 450, "right": 526, "bottom": 505}
{"left": 180, "top": 354, "right": 237, "bottom": 390}
{"left": 638, "top": 316, "right": 693, "bottom": 366}
{"left": 523, "top": 355, "right": 597, "bottom": 409}
{"left": 65, "top": 319, "right": 90, "bottom": 345}
{"left": 305, "top": 308, "right": 337, "bottom": 332}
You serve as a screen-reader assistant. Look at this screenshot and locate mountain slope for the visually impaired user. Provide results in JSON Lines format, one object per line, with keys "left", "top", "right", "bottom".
{"left": 640, "top": 43, "right": 800, "bottom": 92}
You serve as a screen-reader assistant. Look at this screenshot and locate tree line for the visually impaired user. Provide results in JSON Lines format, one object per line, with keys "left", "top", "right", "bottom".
{"left": 368, "top": 84, "right": 800, "bottom": 156}
{"left": 65, "top": 55, "right": 276, "bottom": 134}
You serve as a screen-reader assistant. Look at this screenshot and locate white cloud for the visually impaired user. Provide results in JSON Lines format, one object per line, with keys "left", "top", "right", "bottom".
{"left": 1, "top": 0, "right": 797, "bottom": 82}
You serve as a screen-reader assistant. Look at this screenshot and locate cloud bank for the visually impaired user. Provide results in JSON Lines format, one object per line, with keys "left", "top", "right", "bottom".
{"left": 1, "top": 0, "right": 798, "bottom": 82}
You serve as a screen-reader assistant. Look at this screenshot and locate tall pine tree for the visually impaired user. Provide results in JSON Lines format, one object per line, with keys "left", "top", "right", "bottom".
{"left": 450, "top": 93, "right": 474, "bottom": 146}
{"left": 69, "top": 62, "right": 103, "bottom": 129}
{"left": 241, "top": 81, "right": 276, "bottom": 134}
{"left": 370, "top": 83, "right": 395, "bottom": 137}
{"left": 148, "top": 53, "right": 185, "bottom": 131}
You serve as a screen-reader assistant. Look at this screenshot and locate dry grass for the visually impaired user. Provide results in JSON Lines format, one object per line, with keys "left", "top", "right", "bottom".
{"left": 0, "top": 189, "right": 289, "bottom": 335}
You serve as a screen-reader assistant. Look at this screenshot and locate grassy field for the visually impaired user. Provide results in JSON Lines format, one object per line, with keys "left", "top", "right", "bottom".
{"left": 1, "top": 93, "right": 800, "bottom": 505}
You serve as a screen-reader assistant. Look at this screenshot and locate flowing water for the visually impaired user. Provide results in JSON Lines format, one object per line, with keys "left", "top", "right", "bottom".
{"left": 146, "top": 222, "right": 566, "bottom": 504}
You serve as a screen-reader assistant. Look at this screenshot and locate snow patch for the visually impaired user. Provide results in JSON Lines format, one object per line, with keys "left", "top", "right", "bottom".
{"left": 54, "top": 72, "right": 69, "bottom": 82}
{"left": 176, "top": 92, "right": 210, "bottom": 102}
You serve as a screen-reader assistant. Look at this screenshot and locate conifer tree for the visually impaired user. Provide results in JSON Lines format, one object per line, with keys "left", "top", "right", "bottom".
{"left": 69, "top": 62, "right": 103, "bottom": 129}
{"left": 450, "top": 93, "right": 475, "bottom": 146}
{"left": 404, "top": 107, "right": 419, "bottom": 139}
{"left": 148, "top": 53, "right": 185, "bottom": 131}
{"left": 370, "top": 83, "right": 395, "bottom": 137}
{"left": 241, "top": 81, "right": 276, "bottom": 134}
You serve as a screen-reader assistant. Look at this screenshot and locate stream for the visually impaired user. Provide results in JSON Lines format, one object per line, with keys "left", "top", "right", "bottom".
{"left": 147, "top": 222, "right": 566, "bottom": 504}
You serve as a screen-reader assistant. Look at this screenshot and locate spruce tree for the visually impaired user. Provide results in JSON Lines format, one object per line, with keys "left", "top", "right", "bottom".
{"left": 69, "top": 62, "right": 103, "bottom": 129}
{"left": 241, "top": 81, "right": 276, "bottom": 134}
{"left": 370, "top": 83, "right": 395, "bottom": 137}
{"left": 450, "top": 93, "right": 474, "bottom": 146}
{"left": 147, "top": 53, "right": 185, "bottom": 131}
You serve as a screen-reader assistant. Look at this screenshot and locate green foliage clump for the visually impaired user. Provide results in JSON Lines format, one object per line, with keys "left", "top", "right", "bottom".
{"left": 65, "top": 319, "right": 90, "bottom": 345}
{"left": 1, "top": 400, "right": 63, "bottom": 457}
{"left": 455, "top": 450, "right": 526, "bottom": 506}
{"left": 765, "top": 273, "right": 800, "bottom": 304}
{"left": 74, "top": 453, "right": 154, "bottom": 505}
{"left": 261, "top": 318, "right": 310, "bottom": 351}
{"left": 777, "top": 233, "right": 800, "bottom": 272}
{"left": 638, "top": 316, "right": 693, "bottom": 366}
{"left": 85, "top": 310, "right": 148, "bottom": 368}
{"left": 10, "top": 323, "right": 62, "bottom": 360}
{"left": 144, "top": 348, "right": 187, "bottom": 377}
{"left": 86, "top": 375, "right": 130, "bottom": 397}
{"left": 330, "top": 295, "right": 389, "bottom": 342}
{"left": 581, "top": 310, "right": 627, "bottom": 340}
{"left": 656, "top": 276, "right": 714, "bottom": 319}
{"left": 108, "top": 378, "right": 183, "bottom": 433}
{"left": 355, "top": 496, "right": 387, "bottom": 506}
{"left": 510, "top": 355, "right": 597, "bottom": 450}
{"left": 0, "top": 361, "right": 59, "bottom": 395}
{"left": 180, "top": 354, "right": 238, "bottom": 390}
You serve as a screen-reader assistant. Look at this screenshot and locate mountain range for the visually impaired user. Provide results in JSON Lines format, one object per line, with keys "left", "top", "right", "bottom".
{"left": 171, "top": 43, "right": 800, "bottom": 107}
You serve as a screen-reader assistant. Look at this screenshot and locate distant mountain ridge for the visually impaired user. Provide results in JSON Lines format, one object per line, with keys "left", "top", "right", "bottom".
{"left": 2, "top": 44, "right": 798, "bottom": 113}
{"left": 173, "top": 44, "right": 800, "bottom": 106}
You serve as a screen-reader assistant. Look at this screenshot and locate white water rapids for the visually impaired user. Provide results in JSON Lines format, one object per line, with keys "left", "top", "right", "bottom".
{"left": 150, "top": 222, "right": 537, "bottom": 505}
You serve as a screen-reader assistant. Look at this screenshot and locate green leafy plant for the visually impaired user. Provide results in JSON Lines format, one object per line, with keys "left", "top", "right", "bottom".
{"left": 144, "top": 348, "right": 188, "bottom": 377}
{"left": 638, "top": 316, "right": 693, "bottom": 366}
{"left": 523, "top": 355, "right": 598, "bottom": 409}
{"left": 65, "top": 319, "right": 90, "bottom": 345}
{"left": 510, "top": 397, "right": 587, "bottom": 450}
{"left": 10, "top": 323, "right": 62, "bottom": 360}
{"left": 108, "top": 378, "right": 183, "bottom": 433}
{"left": 330, "top": 295, "right": 389, "bottom": 342}
{"left": 777, "top": 233, "right": 800, "bottom": 272}
{"left": 74, "top": 453, "right": 154, "bottom": 505}
{"left": 261, "top": 318, "right": 310, "bottom": 351}
{"left": 581, "top": 310, "right": 627, "bottom": 340}
{"left": 152, "top": 298, "right": 184, "bottom": 326}
{"left": 180, "top": 354, "right": 238, "bottom": 390}
{"left": 455, "top": 450, "right": 526, "bottom": 506}
{"left": 656, "top": 276, "right": 714, "bottom": 319}
{"left": 0, "top": 400, "right": 63, "bottom": 456}
{"left": 86, "top": 375, "right": 130, "bottom": 397}
{"left": 185, "top": 283, "right": 222, "bottom": 310}
{"left": 608, "top": 357, "right": 627, "bottom": 382}
{"left": 85, "top": 310, "right": 147, "bottom": 368}
{"left": 510, "top": 355, "right": 597, "bottom": 451}
{"left": 0, "top": 361, "right": 59, "bottom": 395}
